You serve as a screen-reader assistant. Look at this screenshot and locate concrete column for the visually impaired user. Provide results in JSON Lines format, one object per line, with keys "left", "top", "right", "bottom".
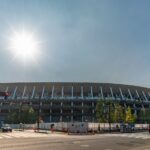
{"left": 71, "top": 109, "right": 73, "bottom": 113}
{"left": 9, "top": 102, "right": 11, "bottom": 113}
{"left": 82, "top": 102, "right": 84, "bottom": 107}
{"left": 142, "top": 91, "right": 148, "bottom": 102}
{"left": 82, "top": 109, "right": 84, "bottom": 122}
{"left": 135, "top": 90, "right": 140, "bottom": 98}
{"left": 128, "top": 89, "right": 133, "bottom": 101}
{"left": 110, "top": 87, "right": 114, "bottom": 99}
{"left": 39, "top": 102, "right": 42, "bottom": 113}
{"left": 92, "top": 102, "right": 94, "bottom": 107}
{"left": 71, "top": 101, "right": 73, "bottom": 122}
{"left": 71, "top": 116, "right": 73, "bottom": 122}
{"left": 60, "top": 110, "right": 62, "bottom": 122}
{"left": 82, "top": 102, "right": 84, "bottom": 122}
{"left": 49, "top": 115, "right": 52, "bottom": 122}
{"left": 59, "top": 116, "right": 62, "bottom": 122}
{"left": 134, "top": 109, "right": 137, "bottom": 116}
{"left": 71, "top": 101, "right": 73, "bottom": 107}
{"left": 5, "top": 87, "right": 9, "bottom": 92}
{"left": 72, "top": 86, "right": 74, "bottom": 99}
{"left": 31, "top": 86, "right": 35, "bottom": 99}
{"left": 71, "top": 109, "right": 73, "bottom": 122}
{"left": 19, "top": 102, "right": 22, "bottom": 113}
{"left": 100, "top": 87, "right": 104, "bottom": 99}
{"left": 13, "top": 87, "right": 18, "bottom": 99}
{"left": 51, "top": 86, "right": 54, "bottom": 98}
{"left": 82, "top": 115, "right": 84, "bottom": 122}
{"left": 92, "top": 117, "right": 94, "bottom": 123}
{"left": 119, "top": 88, "right": 124, "bottom": 100}
{"left": 41, "top": 86, "right": 45, "bottom": 99}
{"left": 22, "top": 86, "right": 26, "bottom": 99}
{"left": 91, "top": 86, "right": 93, "bottom": 98}
{"left": 81, "top": 86, "right": 83, "bottom": 99}
{"left": 92, "top": 109, "right": 95, "bottom": 114}
{"left": 61, "top": 86, "right": 64, "bottom": 98}
{"left": 92, "top": 109, "right": 95, "bottom": 123}
{"left": 82, "top": 109, "right": 84, "bottom": 113}
{"left": 40, "top": 102, "right": 42, "bottom": 106}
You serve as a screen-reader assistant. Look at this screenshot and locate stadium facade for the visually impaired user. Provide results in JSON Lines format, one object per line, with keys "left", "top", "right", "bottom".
{"left": 0, "top": 82, "right": 150, "bottom": 123}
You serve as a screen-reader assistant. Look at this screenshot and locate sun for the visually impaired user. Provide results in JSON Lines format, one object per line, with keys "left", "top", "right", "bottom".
{"left": 9, "top": 29, "right": 40, "bottom": 62}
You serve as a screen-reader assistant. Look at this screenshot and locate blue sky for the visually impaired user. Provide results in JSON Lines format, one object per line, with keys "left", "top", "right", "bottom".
{"left": 0, "top": 0, "right": 150, "bottom": 87}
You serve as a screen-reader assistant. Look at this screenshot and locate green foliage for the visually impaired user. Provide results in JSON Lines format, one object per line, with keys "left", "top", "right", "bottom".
{"left": 96, "top": 99, "right": 137, "bottom": 124}
{"left": 125, "top": 106, "right": 136, "bottom": 123}
{"left": 139, "top": 108, "right": 150, "bottom": 123}
{"left": 113, "top": 103, "right": 125, "bottom": 123}
{"left": 96, "top": 100, "right": 107, "bottom": 123}
{"left": 7, "top": 106, "right": 37, "bottom": 124}
{"left": 96, "top": 99, "right": 115, "bottom": 123}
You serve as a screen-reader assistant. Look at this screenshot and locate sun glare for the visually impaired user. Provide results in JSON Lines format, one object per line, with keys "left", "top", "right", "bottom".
{"left": 9, "top": 29, "right": 39, "bottom": 62}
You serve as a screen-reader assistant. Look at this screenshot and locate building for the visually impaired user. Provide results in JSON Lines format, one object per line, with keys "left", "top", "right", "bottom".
{"left": 0, "top": 82, "right": 149, "bottom": 123}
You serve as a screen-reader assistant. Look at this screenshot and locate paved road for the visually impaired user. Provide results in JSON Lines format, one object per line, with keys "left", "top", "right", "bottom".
{"left": 0, "top": 131, "right": 149, "bottom": 150}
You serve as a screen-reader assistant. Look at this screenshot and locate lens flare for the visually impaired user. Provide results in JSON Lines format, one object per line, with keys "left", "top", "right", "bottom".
{"left": 8, "top": 29, "right": 40, "bottom": 63}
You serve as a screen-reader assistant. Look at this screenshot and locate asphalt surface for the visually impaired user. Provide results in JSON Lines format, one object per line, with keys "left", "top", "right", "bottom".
{"left": 0, "top": 131, "right": 149, "bottom": 150}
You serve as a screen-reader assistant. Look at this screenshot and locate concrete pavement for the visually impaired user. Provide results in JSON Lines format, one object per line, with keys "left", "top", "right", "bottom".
{"left": 0, "top": 130, "right": 149, "bottom": 150}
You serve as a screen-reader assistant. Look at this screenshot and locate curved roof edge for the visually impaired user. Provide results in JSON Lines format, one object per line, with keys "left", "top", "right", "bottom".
{"left": 0, "top": 82, "right": 149, "bottom": 90}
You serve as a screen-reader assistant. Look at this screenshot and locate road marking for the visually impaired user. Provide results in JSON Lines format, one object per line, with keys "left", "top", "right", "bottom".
{"left": 80, "top": 145, "right": 89, "bottom": 147}
{"left": 0, "top": 132, "right": 50, "bottom": 139}
{"left": 100, "top": 133, "right": 150, "bottom": 140}
{"left": 1, "top": 134, "right": 12, "bottom": 138}
{"left": 73, "top": 141, "right": 80, "bottom": 144}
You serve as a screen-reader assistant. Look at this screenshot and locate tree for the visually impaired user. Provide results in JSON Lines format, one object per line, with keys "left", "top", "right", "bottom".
{"left": 125, "top": 106, "right": 136, "bottom": 123}
{"left": 96, "top": 100, "right": 137, "bottom": 125}
{"left": 113, "top": 103, "right": 125, "bottom": 123}
{"left": 20, "top": 106, "right": 37, "bottom": 123}
{"left": 139, "top": 108, "right": 150, "bottom": 123}
{"left": 7, "top": 106, "right": 37, "bottom": 124}
{"left": 96, "top": 100, "right": 107, "bottom": 123}
{"left": 96, "top": 99, "right": 115, "bottom": 123}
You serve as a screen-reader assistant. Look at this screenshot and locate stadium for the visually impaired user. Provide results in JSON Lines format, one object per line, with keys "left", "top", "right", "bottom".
{"left": 0, "top": 82, "right": 149, "bottom": 123}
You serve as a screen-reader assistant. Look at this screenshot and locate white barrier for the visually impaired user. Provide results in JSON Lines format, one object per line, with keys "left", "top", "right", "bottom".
{"left": 5, "top": 123, "right": 149, "bottom": 132}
